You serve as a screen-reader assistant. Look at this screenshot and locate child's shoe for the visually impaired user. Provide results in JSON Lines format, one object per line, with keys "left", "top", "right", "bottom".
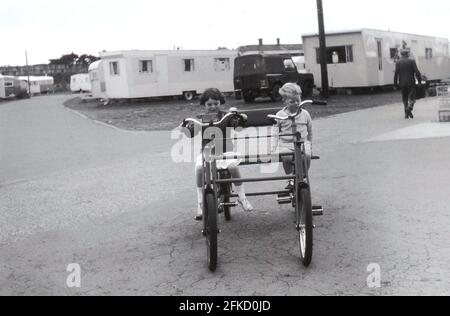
{"left": 238, "top": 198, "right": 254, "bottom": 212}
{"left": 195, "top": 204, "right": 203, "bottom": 221}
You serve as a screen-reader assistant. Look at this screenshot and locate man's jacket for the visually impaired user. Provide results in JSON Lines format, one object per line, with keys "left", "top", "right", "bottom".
{"left": 394, "top": 58, "right": 422, "bottom": 88}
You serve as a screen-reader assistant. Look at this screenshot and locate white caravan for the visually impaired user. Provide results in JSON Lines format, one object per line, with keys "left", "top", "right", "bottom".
{"left": 0, "top": 75, "right": 15, "bottom": 99}
{"left": 19, "top": 76, "right": 54, "bottom": 95}
{"left": 99, "top": 49, "right": 237, "bottom": 100}
{"left": 302, "top": 29, "right": 450, "bottom": 89}
{"left": 70, "top": 73, "right": 92, "bottom": 93}
{"left": 0, "top": 75, "right": 29, "bottom": 99}
{"left": 88, "top": 60, "right": 106, "bottom": 99}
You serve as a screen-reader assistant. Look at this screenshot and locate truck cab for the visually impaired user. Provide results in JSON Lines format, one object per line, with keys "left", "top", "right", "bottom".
{"left": 234, "top": 54, "right": 314, "bottom": 103}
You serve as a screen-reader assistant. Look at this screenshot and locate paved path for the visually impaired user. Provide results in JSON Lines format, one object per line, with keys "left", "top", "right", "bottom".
{"left": 0, "top": 95, "right": 449, "bottom": 295}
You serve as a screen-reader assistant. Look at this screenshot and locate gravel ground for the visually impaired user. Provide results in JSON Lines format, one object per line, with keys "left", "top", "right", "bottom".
{"left": 64, "top": 90, "right": 403, "bottom": 131}
{"left": 2, "top": 95, "right": 449, "bottom": 295}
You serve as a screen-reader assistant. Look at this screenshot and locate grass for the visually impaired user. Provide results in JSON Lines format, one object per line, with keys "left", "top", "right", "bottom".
{"left": 64, "top": 90, "right": 403, "bottom": 131}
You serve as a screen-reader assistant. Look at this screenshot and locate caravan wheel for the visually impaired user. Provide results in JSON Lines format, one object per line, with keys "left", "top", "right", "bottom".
{"left": 183, "top": 91, "right": 196, "bottom": 101}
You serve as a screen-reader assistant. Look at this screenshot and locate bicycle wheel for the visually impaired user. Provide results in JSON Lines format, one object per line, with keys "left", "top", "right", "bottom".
{"left": 296, "top": 187, "right": 313, "bottom": 267}
{"left": 204, "top": 192, "right": 218, "bottom": 272}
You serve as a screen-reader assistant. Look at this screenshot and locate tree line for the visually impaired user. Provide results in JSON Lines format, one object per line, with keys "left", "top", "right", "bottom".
{"left": 49, "top": 53, "right": 100, "bottom": 67}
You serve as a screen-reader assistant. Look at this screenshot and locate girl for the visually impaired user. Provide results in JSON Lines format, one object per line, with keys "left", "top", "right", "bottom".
{"left": 192, "top": 88, "right": 254, "bottom": 221}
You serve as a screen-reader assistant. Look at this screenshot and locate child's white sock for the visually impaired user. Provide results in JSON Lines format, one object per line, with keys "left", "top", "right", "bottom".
{"left": 234, "top": 185, "right": 247, "bottom": 201}
{"left": 197, "top": 188, "right": 203, "bottom": 203}
{"left": 196, "top": 188, "right": 203, "bottom": 215}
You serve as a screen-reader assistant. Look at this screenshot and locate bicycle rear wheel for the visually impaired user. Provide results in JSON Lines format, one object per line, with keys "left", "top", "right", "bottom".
{"left": 296, "top": 187, "right": 313, "bottom": 267}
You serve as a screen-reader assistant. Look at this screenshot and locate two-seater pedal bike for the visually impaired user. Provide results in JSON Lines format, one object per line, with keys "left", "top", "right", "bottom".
{"left": 181, "top": 101, "right": 323, "bottom": 272}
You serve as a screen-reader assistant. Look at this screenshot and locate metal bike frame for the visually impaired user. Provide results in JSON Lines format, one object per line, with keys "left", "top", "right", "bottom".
{"left": 201, "top": 118, "right": 310, "bottom": 204}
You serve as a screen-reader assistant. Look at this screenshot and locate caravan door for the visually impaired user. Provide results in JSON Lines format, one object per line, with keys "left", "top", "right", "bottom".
{"left": 376, "top": 39, "right": 385, "bottom": 85}
{"left": 155, "top": 55, "right": 169, "bottom": 96}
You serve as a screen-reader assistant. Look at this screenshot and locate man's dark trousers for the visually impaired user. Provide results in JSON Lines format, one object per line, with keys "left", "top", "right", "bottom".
{"left": 401, "top": 86, "right": 416, "bottom": 114}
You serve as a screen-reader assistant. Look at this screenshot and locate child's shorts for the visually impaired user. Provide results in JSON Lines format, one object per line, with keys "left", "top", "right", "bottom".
{"left": 278, "top": 141, "right": 312, "bottom": 158}
{"left": 278, "top": 141, "right": 312, "bottom": 174}
{"left": 196, "top": 152, "right": 243, "bottom": 170}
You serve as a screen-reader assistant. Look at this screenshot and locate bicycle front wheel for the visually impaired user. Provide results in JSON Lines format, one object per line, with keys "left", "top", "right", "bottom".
{"left": 296, "top": 187, "right": 313, "bottom": 267}
{"left": 205, "top": 192, "right": 218, "bottom": 272}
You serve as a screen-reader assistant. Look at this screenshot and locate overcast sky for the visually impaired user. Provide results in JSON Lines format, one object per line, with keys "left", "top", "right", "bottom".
{"left": 1, "top": 0, "right": 450, "bottom": 66}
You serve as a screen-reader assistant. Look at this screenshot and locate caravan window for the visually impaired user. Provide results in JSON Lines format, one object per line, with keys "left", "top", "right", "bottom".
{"left": 316, "top": 45, "right": 354, "bottom": 64}
{"left": 425, "top": 48, "right": 433, "bottom": 59}
{"left": 183, "top": 59, "right": 195, "bottom": 72}
{"left": 109, "top": 62, "right": 120, "bottom": 76}
{"left": 214, "top": 58, "right": 231, "bottom": 72}
{"left": 4, "top": 81, "right": 13, "bottom": 87}
{"left": 139, "top": 60, "right": 153, "bottom": 73}
{"left": 390, "top": 48, "right": 399, "bottom": 60}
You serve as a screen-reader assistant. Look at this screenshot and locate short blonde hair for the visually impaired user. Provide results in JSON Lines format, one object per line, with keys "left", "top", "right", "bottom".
{"left": 279, "top": 83, "right": 302, "bottom": 99}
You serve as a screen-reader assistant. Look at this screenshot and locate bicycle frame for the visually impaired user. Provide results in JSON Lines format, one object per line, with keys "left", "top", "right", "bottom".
{"left": 200, "top": 119, "right": 311, "bottom": 203}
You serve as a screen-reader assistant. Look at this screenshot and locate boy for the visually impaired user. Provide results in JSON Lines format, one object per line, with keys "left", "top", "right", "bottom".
{"left": 271, "top": 83, "right": 313, "bottom": 188}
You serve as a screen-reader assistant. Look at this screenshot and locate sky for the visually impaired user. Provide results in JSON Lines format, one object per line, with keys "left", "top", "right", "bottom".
{"left": 1, "top": 0, "right": 450, "bottom": 66}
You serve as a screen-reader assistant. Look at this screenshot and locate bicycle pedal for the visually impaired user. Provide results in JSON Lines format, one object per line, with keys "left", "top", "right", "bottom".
{"left": 312, "top": 206, "right": 324, "bottom": 216}
{"left": 220, "top": 202, "right": 238, "bottom": 208}
{"left": 277, "top": 197, "right": 292, "bottom": 205}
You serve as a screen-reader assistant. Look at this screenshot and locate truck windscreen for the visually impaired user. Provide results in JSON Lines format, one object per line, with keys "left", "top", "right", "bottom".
{"left": 234, "top": 56, "right": 264, "bottom": 76}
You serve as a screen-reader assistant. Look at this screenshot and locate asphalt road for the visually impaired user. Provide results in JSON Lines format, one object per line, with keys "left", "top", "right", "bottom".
{"left": 0, "top": 94, "right": 449, "bottom": 296}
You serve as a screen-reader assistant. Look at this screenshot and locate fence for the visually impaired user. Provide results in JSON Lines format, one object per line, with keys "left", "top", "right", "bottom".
{"left": 438, "top": 86, "right": 450, "bottom": 122}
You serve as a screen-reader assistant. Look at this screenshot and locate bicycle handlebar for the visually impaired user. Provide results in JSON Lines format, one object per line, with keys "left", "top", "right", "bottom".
{"left": 181, "top": 112, "right": 248, "bottom": 129}
{"left": 267, "top": 100, "right": 313, "bottom": 121}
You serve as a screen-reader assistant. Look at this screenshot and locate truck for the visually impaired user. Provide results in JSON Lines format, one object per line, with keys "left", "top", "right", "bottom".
{"left": 233, "top": 54, "right": 315, "bottom": 103}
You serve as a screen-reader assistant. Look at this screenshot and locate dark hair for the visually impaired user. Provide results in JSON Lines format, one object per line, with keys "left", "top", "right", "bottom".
{"left": 200, "top": 88, "right": 226, "bottom": 105}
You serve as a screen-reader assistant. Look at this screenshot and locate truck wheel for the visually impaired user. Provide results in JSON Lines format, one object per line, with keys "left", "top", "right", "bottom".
{"left": 243, "top": 91, "right": 255, "bottom": 103}
{"left": 270, "top": 84, "right": 282, "bottom": 102}
{"left": 183, "top": 91, "right": 196, "bottom": 101}
{"left": 302, "top": 81, "right": 314, "bottom": 99}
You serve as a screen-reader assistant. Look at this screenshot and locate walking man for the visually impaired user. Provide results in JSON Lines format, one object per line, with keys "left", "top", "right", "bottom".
{"left": 394, "top": 49, "right": 422, "bottom": 119}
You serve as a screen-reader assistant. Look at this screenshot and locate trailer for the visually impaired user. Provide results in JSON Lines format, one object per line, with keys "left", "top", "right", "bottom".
{"left": 302, "top": 29, "right": 450, "bottom": 89}
{"left": 0, "top": 75, "right": 28, "bottom": 99}
{"left": 70, "top": 73, "right": 92, "bottom": 93}
{"left": 18, "top": 76, "right": 54, "bottom": 95}
{"left": 88, "top": 60, "right": 106, "bottom": 99}
{"left": 99, "top": 49, "right": 237, "bottom": 100}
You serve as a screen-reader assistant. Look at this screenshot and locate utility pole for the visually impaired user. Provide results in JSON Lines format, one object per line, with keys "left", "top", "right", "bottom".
{"left": 25, "top": 51, "right": 31, "bottom": 97}
{"left": 317, "top": 0, "right": 329, "bottom": 99}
